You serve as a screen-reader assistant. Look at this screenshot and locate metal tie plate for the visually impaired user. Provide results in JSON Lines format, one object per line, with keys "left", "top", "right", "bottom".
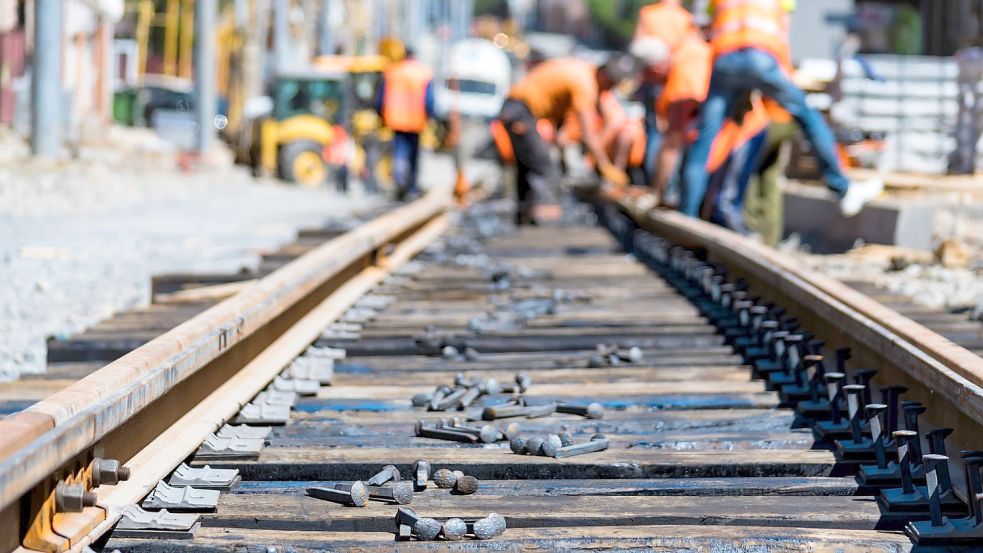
{"left": 168, "top": 463, "right": 241, "bottom": 490}
{"left": 141, "top": 482, "right": 220, "bottom": 511}
{"left": 195, "top": 434, "right": 265, "bottom": 459}
{"left": 233, "top": 401, "right": 291, "bottom": 425}
{"left": 216, "top": 424, "right": 272, "bottom": 440}
{"left": 284, "top": 357, "right": 334, "bottom": 384}
{"left": 304, "top": 345, "right": 347, "bottom": 360}
{"left": 253, "top": 390, "right": 298, "bottom": 407}
{"left": 114, "top": 505, "right": 201, "bottom": 539}
{"left": 267, "top": 375, "right": 320, "bottom": 396}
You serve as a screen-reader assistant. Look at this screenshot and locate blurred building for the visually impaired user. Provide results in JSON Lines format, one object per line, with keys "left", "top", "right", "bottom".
{"left": 0, "top": 0, "right": 24, "bottom": 127}
{"left": 0, "top": 0, "right": 123, "bottom": 139}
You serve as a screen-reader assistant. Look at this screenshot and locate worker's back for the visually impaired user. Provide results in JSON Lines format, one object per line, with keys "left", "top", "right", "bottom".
{"left": 709, "top": 0, "right": 789, "bottom": 62}
{"left": 508, "top": 58, "right": 598, "bottom": 125}
{"left": 657, "top": 34, "right": 712, "bottom": 120}
{"left": 636, "top": 1, "right": 694, "bottom": 49}
{"left": 382, "top": 58, "right": 433, "bottom": 133}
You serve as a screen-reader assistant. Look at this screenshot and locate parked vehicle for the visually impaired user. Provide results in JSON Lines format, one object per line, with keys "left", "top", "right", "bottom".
{"left": 434, "top": 39, "right": 512, "bottom": 120}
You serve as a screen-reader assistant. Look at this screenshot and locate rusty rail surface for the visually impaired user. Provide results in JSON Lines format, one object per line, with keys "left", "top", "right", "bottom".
{"left": 609, "top": 193, "right": 983, "bottom": 456}
{"left": 0, "top": 184, "right": 452, "bottom": 552}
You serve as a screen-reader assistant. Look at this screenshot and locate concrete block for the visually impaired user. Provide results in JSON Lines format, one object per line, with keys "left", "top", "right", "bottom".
{"left": 783, "top": 185, "right": 935, "bottom": 253}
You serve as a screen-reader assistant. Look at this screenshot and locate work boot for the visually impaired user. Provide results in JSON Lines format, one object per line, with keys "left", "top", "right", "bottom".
{"left": 839, "top": 177, "right": 883, "bottom": 217}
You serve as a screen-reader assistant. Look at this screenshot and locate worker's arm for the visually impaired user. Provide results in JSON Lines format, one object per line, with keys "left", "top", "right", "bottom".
{"left": 579, "top": 108, "right": 628, "bottom": 185}
{"left": 649, "top": 100, "right": 700, "bottom": 196}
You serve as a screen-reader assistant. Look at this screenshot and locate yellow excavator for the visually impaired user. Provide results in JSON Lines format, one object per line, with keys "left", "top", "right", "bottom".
{"left": 252, "top": 55, "right": 392, "bottom": 188}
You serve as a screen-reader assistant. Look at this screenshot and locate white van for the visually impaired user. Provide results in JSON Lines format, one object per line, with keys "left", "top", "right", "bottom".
{"left": 435, "top": 39, "right": 512, "bottom": 120}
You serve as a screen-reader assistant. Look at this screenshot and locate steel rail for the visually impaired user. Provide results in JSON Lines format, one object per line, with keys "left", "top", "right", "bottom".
{"left": 0, "top": 183, "right": 452, "bottom": 552}
{"left": 610, "top": 193, "right": 983, "bottom": 454}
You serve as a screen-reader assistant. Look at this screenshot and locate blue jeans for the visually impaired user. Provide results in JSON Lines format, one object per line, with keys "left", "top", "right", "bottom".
{"left": 710, "top": 129, "right": 768, "bottom": 233}
{"left": 681, "top": 48, "right": 849, "bottom": 217}
{"left": 392, "top": 131, "right": 421, "bottom": 195}
{"left": 640, "top": 81, "right": 664, "bottom": 180}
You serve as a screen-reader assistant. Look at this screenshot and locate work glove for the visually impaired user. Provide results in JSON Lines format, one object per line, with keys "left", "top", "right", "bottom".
{"left": 599, "top": 163, "right": 630, "bottom": 188}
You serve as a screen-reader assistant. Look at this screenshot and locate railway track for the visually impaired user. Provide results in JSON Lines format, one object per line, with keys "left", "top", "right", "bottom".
{"left": 1, "top": 183, "right": 982, "bottom": 552}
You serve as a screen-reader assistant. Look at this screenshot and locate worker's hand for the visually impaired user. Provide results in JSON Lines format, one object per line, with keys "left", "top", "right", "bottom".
{"left": 599, "top": 163, "right": 630, "bottom": 188}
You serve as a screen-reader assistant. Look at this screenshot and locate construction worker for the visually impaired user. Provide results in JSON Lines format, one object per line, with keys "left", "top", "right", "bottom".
{"left": 499, "top": 56, "right": 636, "bottom": 224}
{"left": 680, "top": 0, "right": 882, "bottom": 218}
{"left": 629, "top": 28, "right": 712, "bottom": 204}
{"left": 377, "top": 49, "right": 434, "bottom": 201}
{"left": 633, "top": 0, "right": 696, "bottom": 181}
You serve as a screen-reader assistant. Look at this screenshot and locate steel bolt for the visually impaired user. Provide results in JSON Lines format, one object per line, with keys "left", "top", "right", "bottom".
{"left": 415, "top": 420, "right": 479, "bottom": 443}
{"left": 414, "top": 517, "right": 442, "bottom": 540}
{"left": 433, "top": 387, "right": 468, "bottom": 411}
{"left": 443, "top": 517, "right": 467, "bottom": 540}
{"left": 558, "top": 432, "right": 574, "bottom": 446}
{"left": 441, "top": 345, "right": 459, "bottom": 359}
{"left": 552, "top": 434, "right": 609, "bottom": 458}
{"left": 337, "top": 481, "right": 413, "bottom": 505}
{"left": 412, "top": 459, "right": 430, "bottom": 491}
{"left": 92, "top": 458, "right": 130, "bottom": 487}
{"left": 55, "top": 482, "right": 97, "bottom": 513}
{"left": 524, "top": 436, "right": 545, "bottom": 455}
{"left": 428, "top": 386, "right": 452, "bottom": 411}
{"left": 411, "top": 393, "right": 433, "bottom": 407}
{"left": 396, "top": 523, "right": 413, "bottom": 541}
{"left": 307, "top": 481, "right": 368, "bottom": 506}
{"left": 433, "top": 468, "right": 458, "bottom": 488}
{"left": 366, "top": 464, "right": 401, "bottom": 486}
{"left": 395, "top": 506, "right": 420, "bottom": 527}
{"left": 483, "top": 402, "right": 556, "bottom": 420}
{"left": 454, "top": 475, "right": 479, "bottom": 495}
{"left": 556, "top": 402, "right": 604, "bottom": 419}
{"left": 446, "top": 420, "right": 502, "bottom": 443}
{"left": 541, "top": 434, "right": 564, "bottom": 457}
{"left": 469, "top": 512, "right": 506, "bottom": 539}
{"left": 457, "top": 385, "right": 483, "bottom": 409}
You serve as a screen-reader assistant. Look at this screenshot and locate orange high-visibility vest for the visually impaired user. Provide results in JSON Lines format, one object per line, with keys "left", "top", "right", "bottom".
{"left": 710, "top": 0, "right": 789, "bottom": 62}
{"left": 382, "top": 59, "right": 433, "bottom": 133}
{"left": 636, "top": 2, "right": 694, "bottom": 50}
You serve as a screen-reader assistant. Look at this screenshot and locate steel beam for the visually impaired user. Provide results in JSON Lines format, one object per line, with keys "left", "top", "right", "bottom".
{"left": 31, "top": 0, "right": 62, "bottom": 157}
{"left": 194, "top": 0, "right": 217, "bottom": 153}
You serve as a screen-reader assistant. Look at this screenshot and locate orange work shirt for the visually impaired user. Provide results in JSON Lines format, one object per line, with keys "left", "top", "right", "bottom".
{"left": 657, "top": 34, "right": 713, "bottom": 122}
{"left": 636, "top": 2, "right": 695, "bottom": 49}
{"left": 509, "top": 58, "right": 599, "bottom": 125}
